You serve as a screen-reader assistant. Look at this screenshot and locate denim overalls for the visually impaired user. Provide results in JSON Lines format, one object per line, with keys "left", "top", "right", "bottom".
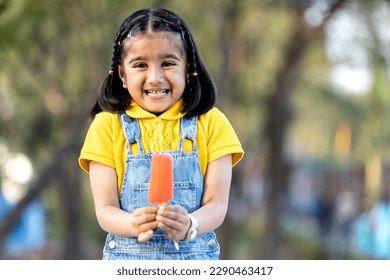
{"left": 102, "top": 112, "right": 220, "bottom": 260}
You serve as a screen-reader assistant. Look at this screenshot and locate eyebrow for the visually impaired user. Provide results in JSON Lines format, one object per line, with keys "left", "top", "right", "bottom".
{"left": 161, "top": 53, "right": 182, "bottom": 60}
{"left": 128, "top": 53, "right": 182, "bottom": 64}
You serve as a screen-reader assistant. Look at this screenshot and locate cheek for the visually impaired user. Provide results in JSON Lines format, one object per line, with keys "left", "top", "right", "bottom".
{"left": 123, "top": 70, "right": 141, "bottom": 84}
{"left": 176, "top": 71, "right": 187, "bottom": 86}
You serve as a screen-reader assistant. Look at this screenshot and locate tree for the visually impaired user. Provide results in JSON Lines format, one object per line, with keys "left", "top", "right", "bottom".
{"left": 260, "top": 0, "right": 348, "bottom": 259}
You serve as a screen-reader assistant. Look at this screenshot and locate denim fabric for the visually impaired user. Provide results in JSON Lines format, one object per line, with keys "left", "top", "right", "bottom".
{"left": 102, "top": 112, "right": 220, "bottom": 260}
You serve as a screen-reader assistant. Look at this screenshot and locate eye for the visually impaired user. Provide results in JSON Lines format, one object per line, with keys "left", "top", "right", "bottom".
{"left": 134, "top": 62, "right": 147, "bottom": 69}
{"left": 162, "top": 61, "right": 176, "bottom": 67}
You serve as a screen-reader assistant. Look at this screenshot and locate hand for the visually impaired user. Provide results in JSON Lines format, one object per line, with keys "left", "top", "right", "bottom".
{"left": 156, "top": 204, "right": 191, "bottom": 241}
{"left": 132, "top": 206, "right": 159, "bottom": 242}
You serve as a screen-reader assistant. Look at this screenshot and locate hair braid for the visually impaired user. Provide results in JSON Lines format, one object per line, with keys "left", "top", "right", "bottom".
{"left": 111, "top": 20, "right": 133, "bottom": 71}
{"left": 187, "top": 32, "right": 198, "bottom": 75}
{"left": 90, "top": 22, "right": 133, "bottom": 118}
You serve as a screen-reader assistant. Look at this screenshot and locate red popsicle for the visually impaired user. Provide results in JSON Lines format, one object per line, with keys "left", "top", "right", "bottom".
{"left": 148, "top": 153, "right": 173, "bottom": 204}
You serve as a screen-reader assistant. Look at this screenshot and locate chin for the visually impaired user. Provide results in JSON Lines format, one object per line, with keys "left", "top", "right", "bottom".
{"left": 148, "top": 108, "right": 166, "bottom": 114}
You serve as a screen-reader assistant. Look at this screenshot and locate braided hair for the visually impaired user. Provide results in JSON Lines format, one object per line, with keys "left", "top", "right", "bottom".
{"left": 91, "top": 8, "right": 218, "bottom": 118}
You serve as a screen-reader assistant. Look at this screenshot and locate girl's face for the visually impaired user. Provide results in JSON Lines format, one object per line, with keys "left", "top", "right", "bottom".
{"left": 119, "top": 32, "right": 187, "bottom": 114}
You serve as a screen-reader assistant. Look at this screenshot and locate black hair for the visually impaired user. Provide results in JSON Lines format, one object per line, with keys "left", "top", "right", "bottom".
{"left": 91, "top": 8, "right": 218, "bottom": 119}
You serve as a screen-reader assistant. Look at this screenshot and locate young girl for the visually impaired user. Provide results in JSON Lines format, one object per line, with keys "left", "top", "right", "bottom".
{"left": 79, "top": 8, "right": 244, "bottom": 260}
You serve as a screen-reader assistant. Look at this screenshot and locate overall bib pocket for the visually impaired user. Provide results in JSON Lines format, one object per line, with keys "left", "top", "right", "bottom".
{"left": 132, "top": 182, "right": 197, "bottom": 212}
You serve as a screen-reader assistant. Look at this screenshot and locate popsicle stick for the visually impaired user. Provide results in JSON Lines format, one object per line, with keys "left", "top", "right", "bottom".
{"left": 174, "top": 240, "right": 179, "bottom": 250}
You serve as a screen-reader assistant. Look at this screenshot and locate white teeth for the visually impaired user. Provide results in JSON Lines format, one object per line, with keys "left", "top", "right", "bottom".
{"left": 147, "top": 90, "right": 166, "bottom": 96}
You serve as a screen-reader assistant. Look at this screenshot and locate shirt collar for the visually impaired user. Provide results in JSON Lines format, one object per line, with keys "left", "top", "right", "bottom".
{"left": 126, "top": 99, "right": 185, "bottom": 120}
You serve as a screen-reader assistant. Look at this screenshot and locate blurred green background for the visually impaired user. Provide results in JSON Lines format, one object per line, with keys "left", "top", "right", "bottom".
{"left": 1, "top": 0, "right": 390, "bottom": 260}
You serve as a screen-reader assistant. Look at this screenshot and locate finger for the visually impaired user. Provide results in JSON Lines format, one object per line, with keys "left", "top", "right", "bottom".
{"left": 158, "top": 219, "right": 187, "bottom": 241}
{"left": 157, "top": 211, "right": 187, "bottom": 233}
{"left": 133, "top": 206, "right": 159, "bottom": 217}
{"left": 156, "top": 215, "right": 187, "bottom": 233}
{"left": 160, "top": 224, "right": 180, "bottom": 240}
{"left": 132, "top": 206, "right": 159, "bottom": 227}
{"left": 137, "top": 220, "right": 159, "bottom": 233}
{"left": 132, "top": 213, "right": 157, "bottom": 229}
{"left": 158, "top": 204, "right": 187, "bottom": 216}
{"left": 157, "top": 216, "right": 183, "bottom": 230}
{"left": 160, "top": 221, "right": 188, "bottom": 241}
{"left": 157, "top": 206, "right": 187, "bottom": 222}
{"left": 138, "top": 229, "right": 155, "bottom": 243}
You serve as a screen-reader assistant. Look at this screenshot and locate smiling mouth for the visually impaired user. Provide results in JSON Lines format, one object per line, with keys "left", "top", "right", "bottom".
{"left": 146, "top": 90, "right": 168, "bottom": 96}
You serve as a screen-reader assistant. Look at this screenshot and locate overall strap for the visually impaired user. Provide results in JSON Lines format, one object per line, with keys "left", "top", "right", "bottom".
{"left": 118, "top": 111, "right": 145, "bottom": 154}
{"left": 178, "top": 116, "right": 198, "bottom": 151}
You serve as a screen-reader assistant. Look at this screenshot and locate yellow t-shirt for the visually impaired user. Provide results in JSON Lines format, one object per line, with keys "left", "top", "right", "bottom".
{"left": 79, "top": 100, "right": 244, "bottom": 193}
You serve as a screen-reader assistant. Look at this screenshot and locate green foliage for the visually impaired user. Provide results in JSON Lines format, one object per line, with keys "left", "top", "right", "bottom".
{"left": 1, "top": 0, "right": 390, "bottom": 259}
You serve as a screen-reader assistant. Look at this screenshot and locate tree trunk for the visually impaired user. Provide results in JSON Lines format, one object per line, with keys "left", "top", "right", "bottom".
{"left": 260, "top": 1, "right": 347, "bottom": 259}
{"left": 261, "top": 23, "right": 308, "bottom": 260}
{"left": 215, "top": 0, "right": 243, "bottom": 260}
{"left": 59, "top": 156, "right": 83, "bottom": 259}
{"left": 0, "top": 109, "right": 89, "bottom": 259}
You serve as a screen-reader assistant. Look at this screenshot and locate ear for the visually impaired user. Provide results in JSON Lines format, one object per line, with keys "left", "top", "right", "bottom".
{"left": 118, "top": 65, "right": 128, "bottom": 88}
{"left": 118, "top": 64, "right": 126, "bottom": 81}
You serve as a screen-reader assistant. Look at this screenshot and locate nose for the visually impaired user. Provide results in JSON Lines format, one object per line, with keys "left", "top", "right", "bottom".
{"left": 147, "top": 66, "right": 164, "bottom": 84}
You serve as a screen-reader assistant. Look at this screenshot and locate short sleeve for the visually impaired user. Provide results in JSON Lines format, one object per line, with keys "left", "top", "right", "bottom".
{"left": 199, "top": 108, "right": 244, "bottom": 167}
{"left": 78, "top": 113, "right": 116, "bottom": 173}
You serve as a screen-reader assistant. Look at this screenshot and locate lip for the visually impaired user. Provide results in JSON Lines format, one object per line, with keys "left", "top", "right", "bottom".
{"left": 144, "top": 89, "right": 169, "bottom": 97}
